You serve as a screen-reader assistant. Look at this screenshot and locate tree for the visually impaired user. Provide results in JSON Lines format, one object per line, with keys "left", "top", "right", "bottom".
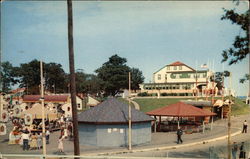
{"left": 75, "top": 71, "right": 102, "bottom": 95}
{"left": 95, "top": 54, "right": 130, "bottom": 96}
{"left": 17, "top": 60, "right": 41, "bottom": 94}
{"left": 44, "top": 62, "right": 68, "bottom": 93}
{"left": 221, "top": 5, "right": 249, "bottom": 83}
{"left": 130, "top": 67, "right": 144, "bottom": 92}
{"left": 0, "top": 61, "right": 19, "bottom": 93}
{"left": 213, "top": 71, "right": 230, "bottom": 91}
{"left": 17, "top": 59, "right": 67, "bottom": 94}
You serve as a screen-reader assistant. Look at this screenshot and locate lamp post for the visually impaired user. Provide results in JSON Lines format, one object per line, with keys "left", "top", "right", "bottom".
{"left": 128, "top": 72, "right": 132, "bottom": 150}
{"left": 40, "top": 61, "right": 46, "bottom": 157}
{"left": 227, "top": 72, "right": 232, "bottom": 159}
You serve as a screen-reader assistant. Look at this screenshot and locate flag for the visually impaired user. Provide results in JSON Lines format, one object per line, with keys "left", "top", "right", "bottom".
{"left": 200, "top": 64, "right": 208, "bottom": 68}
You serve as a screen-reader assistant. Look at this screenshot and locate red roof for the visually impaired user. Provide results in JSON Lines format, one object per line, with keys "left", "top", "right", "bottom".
{"left": 11, "top": 88, "right": 26, "bottom": 94}
{"left": 147, "top": 102, "right": 216, "bottom": 117}
{"left": 23, "top": 95, "right": 69, "bottom": 103}
{"left": 168, "top": 61, "right": 185, "bottom": 66}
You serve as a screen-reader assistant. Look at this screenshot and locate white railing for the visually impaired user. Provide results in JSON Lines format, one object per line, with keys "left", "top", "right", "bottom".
{"left": 0, "top": 153, "right": 197, "bottom": 159}
{"left": 0, "top": 153, "right": 196, "bottom": 159}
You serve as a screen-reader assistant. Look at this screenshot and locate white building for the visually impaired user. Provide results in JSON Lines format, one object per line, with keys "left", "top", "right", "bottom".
{"left": 140, "top": 61, "right": 216, "bottom": 96}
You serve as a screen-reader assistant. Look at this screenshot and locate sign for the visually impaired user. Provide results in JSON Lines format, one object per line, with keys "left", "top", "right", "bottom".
{"left": 0, "top": 110, "right": 9, "bottom": 122}
{"left": 24, "top": 114, "right": 33, "bottom": 125}
{"left": 0, "top": 123, "right": 6, "bottom": 135}
{"left": 13, "top": 105, "right": 21, "bottom": 117}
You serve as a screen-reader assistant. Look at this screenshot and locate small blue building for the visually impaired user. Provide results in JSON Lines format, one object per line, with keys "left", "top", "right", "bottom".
{"left": 78, "top": 98, "right": 154, "bottom": 147}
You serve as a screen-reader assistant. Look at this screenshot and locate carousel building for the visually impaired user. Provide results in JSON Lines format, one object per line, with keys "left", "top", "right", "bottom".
{"left": 78, "top": 98, "right": 154, "bottom": 147}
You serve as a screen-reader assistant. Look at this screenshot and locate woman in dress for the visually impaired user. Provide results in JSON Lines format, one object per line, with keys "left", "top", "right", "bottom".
{"left": 58, "top": 136, "right": 64, "bottom": 153}
{"left": 29, "top": 133, "right": 38, "bottom": 150}
{"left": 36, "top": 133, "right": 42, "bottom": 149}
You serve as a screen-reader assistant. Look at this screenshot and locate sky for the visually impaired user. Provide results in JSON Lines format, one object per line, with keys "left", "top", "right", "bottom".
{"left": 1, "top": 1, "right": 249, "bottom": 96}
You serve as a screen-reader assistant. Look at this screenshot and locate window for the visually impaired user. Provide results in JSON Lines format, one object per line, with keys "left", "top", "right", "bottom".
{"left": 158, "top": 74, "right": 161, "bottom": 80}
{"left": 167, "top": 66, "right": 170, "bottom": 70}
{"left": 176, "top": 84, "right": 180, "bottom": 89}
{"left": 165, "top": 74, "right": 168, "bottom": 80}
{"left": 175, "top": 74, "right": 179, "bottom": 79}
{"left": 174, "top": 66, "right": 177, "bottom": 70}
{"left": 203, "top": 73, "right": 207, "bottom": 78}
{"left": 179, "top": 66, "right": 182, "bottom": 70}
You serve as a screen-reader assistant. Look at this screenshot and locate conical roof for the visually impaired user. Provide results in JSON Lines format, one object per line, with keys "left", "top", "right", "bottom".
{"left": 78, "top": 98, "right": 154, "bottom": 124}
{"left": 147, "top": 102, "right": 216, "bottom": 117}
{"left": 20, "top": 103, "right": 58, "bottom": 120}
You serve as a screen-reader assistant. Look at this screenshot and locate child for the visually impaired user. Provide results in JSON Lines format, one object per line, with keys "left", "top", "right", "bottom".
{"left": 58, "top": 136, "right": 64, "bottom": 153}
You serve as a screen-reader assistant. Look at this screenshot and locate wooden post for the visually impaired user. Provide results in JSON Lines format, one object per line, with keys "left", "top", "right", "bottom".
{"left": 210, "top": 115, "right": 213, "bottom": 130}
{"left": 177, "top": 120, "right": 180, "bottom": 129}
{"left": 128, "top": 72, "right": 132, "bottom": 150}
{"left": 154, "top": 115, "right": 157, "bottom": 133}
{"left": 159, "top": 116, "right": 161, "bottom": 131}
{"left": 227, "top": 72, "right": 232, "bottom": 159}
{"left": 67, "top": 0, "right": 80, "bottom": 157}
{"left": 0, "top": 50, "right": 2, "bottom": 115}
{"left": 221, "top": 107, "right": 224, "bottom": 119}
{"left": 195, "top": 61, "right": 198, "bottom": 101}
{"left": 202, "top": 120, "right": 205, "bottom": 133}
{"left": 40, "top": 61, "right": 46, "bottom": 156}
{"left": 206, "top": 76, "right": 208, "bottom": 101}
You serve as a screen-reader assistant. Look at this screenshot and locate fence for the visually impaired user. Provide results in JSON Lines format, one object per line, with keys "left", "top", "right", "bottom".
{"left": 0, "top": 154, "right": 195, "bottom": 159}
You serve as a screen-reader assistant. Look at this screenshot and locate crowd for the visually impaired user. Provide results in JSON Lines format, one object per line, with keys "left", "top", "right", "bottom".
{"left": 8, "top": 114, "right": 73, "bottom": 153}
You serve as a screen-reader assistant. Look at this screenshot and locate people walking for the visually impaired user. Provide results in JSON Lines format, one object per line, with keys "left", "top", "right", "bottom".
{"left": 242, "top": 120, "right": 247, "bottom": 133}
{"left": 232, "top": 142, "right": 238, "bottom": 159}
{"left": 239, "top": 142, "right": 246, "bottom": 159}
{"left": 37, "top": 132, "right": 42, "bottom": 149}
{"left": 67, "top": 122, "right": 73, "bottom": 140}
{"left": 176, "top": 128, "right": 183, "bottom": 144}
{"left": 45, "top": 129, "right": 50, "bottom": 144}
{"left": 63, "top": 127, "right": 68, "bottom": 139}
{"left": 58, "top": 136, "right": 64, "bottom": 153}
{"left": 21, "top": 129, "right": 30, "bottom": 151}
{"left": 29, "top": 133, "right": 38, "bottom": 150}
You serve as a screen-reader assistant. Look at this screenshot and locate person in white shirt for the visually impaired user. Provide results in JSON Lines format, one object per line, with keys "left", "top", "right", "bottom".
{"left": 21, "top": 129, "right": 30, "bottom": 151}
{"left": 45, "top": 129, "right": 50, "bottom": 144}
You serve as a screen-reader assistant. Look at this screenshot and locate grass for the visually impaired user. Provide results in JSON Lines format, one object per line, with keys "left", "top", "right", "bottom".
{"left": 231, "top": 97, "right": 250, "bottom": 115}
{"left": 134, "top": 98, "right": 192, "bottom": 112}
{"left": 117, "top": 97, "right": 135, "bottom": 108}
{"left": 134, "top": 97, "right": 250, "bottom": 115}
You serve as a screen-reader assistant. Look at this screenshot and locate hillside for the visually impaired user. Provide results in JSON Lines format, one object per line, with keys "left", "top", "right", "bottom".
{"left": 134, "top": 97, "right": 250, "bottom": 115}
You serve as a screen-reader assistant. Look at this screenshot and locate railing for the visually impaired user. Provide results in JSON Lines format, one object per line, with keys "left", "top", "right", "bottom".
{"left": 0, "top": 153, "right": 195, "bottom": 159}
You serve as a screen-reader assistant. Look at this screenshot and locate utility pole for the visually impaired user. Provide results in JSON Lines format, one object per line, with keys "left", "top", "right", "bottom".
{"left": 67, "top": 0, "right": 80, "bottom": 157}
{"left": 128, "top": 72, "right": 132, "bottom": 150}
{"left": 195, "top": 70, "right": 198, "bottom": 101}
{"left": 0, "top": 49, "right": 2, "bottom": 120}
{"left": 195, "top": 60, "right": 198, "bottom": 101}
{"left": 227, "top": 72, "right": 232, "bottom": 159}
{"left": 40, "top": 61, "right": 46, "bottom": 157}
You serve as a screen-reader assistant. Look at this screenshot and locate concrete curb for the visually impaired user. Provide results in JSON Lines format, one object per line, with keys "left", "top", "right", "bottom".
{"left": 83, "top": 130, "right": 242, "bottom": 156}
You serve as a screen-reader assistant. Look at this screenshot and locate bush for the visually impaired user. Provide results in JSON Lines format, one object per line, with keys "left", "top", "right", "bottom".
{"left": 161, "top": 93, "right": 168, "bottom": 96}
{"left": 150, "top": 93, "right": 158, "bottom": 96}
{"left": 137, "top": 92, "right": 149, "bottom": 96}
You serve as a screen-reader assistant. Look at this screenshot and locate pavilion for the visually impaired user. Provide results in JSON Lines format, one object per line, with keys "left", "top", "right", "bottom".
{"left": 146, "top": 102, "right": 216, "bottom": 132}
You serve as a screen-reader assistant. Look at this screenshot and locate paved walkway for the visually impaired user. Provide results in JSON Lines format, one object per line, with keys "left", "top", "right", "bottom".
{"left": 0, "top": 114, "right": 249, "bottom": 158}
{"left": 131, "top": 99, "right": 140, "bottom": 110}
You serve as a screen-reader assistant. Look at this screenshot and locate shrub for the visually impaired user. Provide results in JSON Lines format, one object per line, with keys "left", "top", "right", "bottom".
{"left": 137, "top": 92, "right": 149, "bottom": 96}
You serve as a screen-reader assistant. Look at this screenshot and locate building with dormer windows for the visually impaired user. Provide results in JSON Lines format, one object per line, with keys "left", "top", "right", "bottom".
{"left": 139, "top": 61, "right": 216, "bottom": 96}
